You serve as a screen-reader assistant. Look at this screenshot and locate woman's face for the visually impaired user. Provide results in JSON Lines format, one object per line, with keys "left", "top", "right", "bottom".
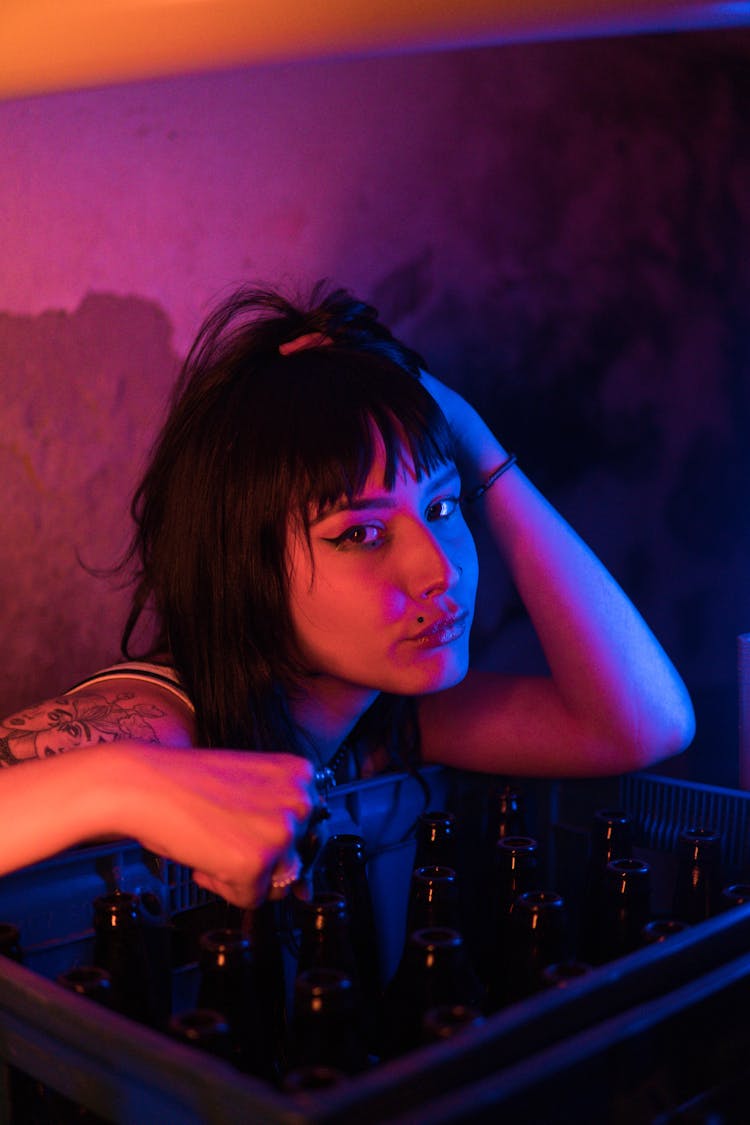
{"left": 287, "top": 434, "right": 479, "bottom": 721}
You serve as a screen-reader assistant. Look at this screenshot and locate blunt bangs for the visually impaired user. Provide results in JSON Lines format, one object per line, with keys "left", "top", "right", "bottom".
{"left": 257, "top": 349, "right": 456, "bottom": 527}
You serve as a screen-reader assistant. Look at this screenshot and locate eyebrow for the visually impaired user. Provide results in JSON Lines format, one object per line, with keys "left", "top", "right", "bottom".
{"left": 311, "top": 465, "right": 461, "bottom": 525}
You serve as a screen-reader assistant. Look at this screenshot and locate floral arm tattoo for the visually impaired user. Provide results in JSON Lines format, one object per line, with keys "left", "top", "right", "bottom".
{"left": 0, "top": 692, "right": 167, "bottom": 767}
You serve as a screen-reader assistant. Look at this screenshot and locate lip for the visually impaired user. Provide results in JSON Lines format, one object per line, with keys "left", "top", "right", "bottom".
{"left": 407, "top": 610, "right": 470, "bottom": 649}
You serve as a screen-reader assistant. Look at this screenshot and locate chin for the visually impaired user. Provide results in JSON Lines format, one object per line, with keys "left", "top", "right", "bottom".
{"left": 397, "top": 653, "right": 470, "bottom": 697}
{"left": 421, "top": 667, "right": 470, "bottom": 696}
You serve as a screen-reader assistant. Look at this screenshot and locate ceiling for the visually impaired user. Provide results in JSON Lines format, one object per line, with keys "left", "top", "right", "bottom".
{"left": 2, "top": 0, "right": 749, "bottom": 100}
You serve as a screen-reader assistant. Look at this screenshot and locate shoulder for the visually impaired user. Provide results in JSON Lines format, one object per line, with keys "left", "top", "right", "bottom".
{"left": 68, "top": 660, "right": 193, "bottom": 711}
{"left": 0, "top": 662, "right": 196, "bottom": 766}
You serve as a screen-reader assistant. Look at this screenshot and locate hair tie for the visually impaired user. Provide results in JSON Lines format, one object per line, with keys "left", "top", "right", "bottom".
{"left": 462, "top": 453, "right": 518, "bottom": 503}
{"left": 278, "top": 332, "right": 333, "bottom": 356}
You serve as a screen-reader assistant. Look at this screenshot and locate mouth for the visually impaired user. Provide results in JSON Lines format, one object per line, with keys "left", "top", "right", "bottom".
{"left": 407, "top": 610, "right": 470, "bottom": 649}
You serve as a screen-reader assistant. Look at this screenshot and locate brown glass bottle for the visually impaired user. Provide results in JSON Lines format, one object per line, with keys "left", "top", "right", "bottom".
{"left": 242, "top": 901, "right": 288, "bottom": 1080}
{"left": 640, "top": 918, "right": 690, "bottom": 945}
{"left": 540, "top": 960, "right": 593, "bottom": 989}
{"left": 414, "top": 810, "right": 458, "bottom": 871}
{"left": 168, "top": 1009, "right": 234, "bottom": 1063}
{"left": 290, "top": 968, "right": 369, "bottom": 1075}
{"left": 50, "top": 968, "right": 115, "bottom": 1125}
{"left": 592, "top": 858, "right": 651, "bottom": 964}
{"left": 421, "top": 1003, "right": 485, "bottom": 1044}
{"left": 57, "top": 965, "right": 113, "bottom": 1007}
{"left": 672, "top": 827, "right": 723, "bottom": 925}
{"left": 590, "top": 808, "right": 634, "bottom": 867}
{"left": 295, "top": 891, "right": 370, "bottom": 1049}
{"left": 482, "top": 835, "right": 539, "bottom": 985}
{"left": 197, "top": 927, "right": 271, "bottom": 1078}
{"left": 720, "top": 883, "right": 750, "bottom": 909}
{"left": 92, "top": 891, "right": 157, "bottom": 1026}
{"left": 492, "top": 836, "right": 539, "bottom": 924}
{"left": 381, "top": 927, "right": 485, "bottom": 1058}
{"left": 500, "top": 890, "right": 568, "bottom": 1006}
{"left": 486, "top": 782, "right": 525, "bottom": 845}
{"left": 296, "top": 892, "right": 360, "bottom": 982}
{"left": 406, "top": 865, "right": 462, "bottom": 935}
{"left": 579, "top": 808, "right": 633, "bottom": 963}
{"left": 317, "top": 833, "right": 381, "bottom": 998}
{"left": 476, "top": 784, "right": 526, "bottom": 954}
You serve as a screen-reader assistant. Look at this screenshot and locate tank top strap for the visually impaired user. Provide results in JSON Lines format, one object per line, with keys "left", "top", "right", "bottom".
{"left": 67, "top": 661, "right": 195, "bottom": 712}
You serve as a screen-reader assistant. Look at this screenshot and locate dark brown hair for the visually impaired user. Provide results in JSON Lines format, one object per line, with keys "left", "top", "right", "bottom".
{"left": 121, "top": 284, "right": 454, "bottom": 755}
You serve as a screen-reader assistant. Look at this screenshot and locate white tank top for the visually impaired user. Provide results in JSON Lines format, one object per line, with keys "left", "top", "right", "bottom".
{"left": 67, "top": 661, "right": 194, "bottom": 712}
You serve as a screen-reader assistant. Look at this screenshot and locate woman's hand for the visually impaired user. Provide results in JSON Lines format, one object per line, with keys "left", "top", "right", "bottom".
{"left": 0, "top": 681, "right": 327, "bottom": 907}
{"left": 103, "top": 744, "right": 321, "bottom": 908}
{"left": 0, "top": 739, "right": 323, "bottom": 909}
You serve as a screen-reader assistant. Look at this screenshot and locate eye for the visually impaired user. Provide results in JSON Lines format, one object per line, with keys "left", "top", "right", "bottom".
{"left": 426, "top": 496, "right": 459, "bottom": 522}
{"left": 326, "top": 524, "right": 385, "bottom": 550}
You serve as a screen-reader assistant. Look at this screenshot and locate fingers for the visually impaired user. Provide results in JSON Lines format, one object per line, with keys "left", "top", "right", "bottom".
{"left": 191, "top": 801, "right": 329, "bottom": 909}
{"left": 124, "top": 745, "right": 325, "bottom": 910}
{"left": 192, "top": 869, "right": 264, "bottom": 910}
{"left": 192, "top": 750, "right": 317, "bottom": 822}
{"left": 193, "top": 836, "right": 304, "bottom": 909}
{"left": 267, "top": 851, "right": 304, "bottom": 902}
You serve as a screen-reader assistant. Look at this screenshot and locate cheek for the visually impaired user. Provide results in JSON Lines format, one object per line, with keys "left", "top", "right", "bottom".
{"left": 307, "top": 560, "right": 408, "bottom": 630}
{"left": 325, "top": 584, "right": 365, "bottom": 617}
{"left": 457, "top": 530, "right": 480, "bottom": 595}
{"left": 294, "top": 573, "right": 385, "bottom": 642}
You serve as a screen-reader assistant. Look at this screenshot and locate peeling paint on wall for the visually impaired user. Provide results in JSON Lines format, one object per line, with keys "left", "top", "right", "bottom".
{"left": 0, "top": 294, "right": 178, "bottom": 711}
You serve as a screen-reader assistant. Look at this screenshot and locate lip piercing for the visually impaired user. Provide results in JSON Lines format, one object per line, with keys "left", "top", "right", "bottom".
{"left": 417, "top": 616, "right": 425, "bottom": 623}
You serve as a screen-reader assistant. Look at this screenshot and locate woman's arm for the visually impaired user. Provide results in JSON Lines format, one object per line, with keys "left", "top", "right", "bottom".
{"left": 418, "top": 372, "right": 695, "bottom": 777}
{"left": 0, "top": 682, "right": 319, "bottom": 905}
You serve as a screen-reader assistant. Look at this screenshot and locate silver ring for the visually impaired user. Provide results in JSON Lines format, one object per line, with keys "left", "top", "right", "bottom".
{"left": 270, "top": 855, "right": 302, "bottom": 891}
{"left": 270, "top": 872, "right": 297, "bottom": 891}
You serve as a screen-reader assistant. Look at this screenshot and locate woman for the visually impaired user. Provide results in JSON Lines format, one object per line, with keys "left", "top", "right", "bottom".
{"left": 0, "top": 284, "right": 694, "bottom": 907}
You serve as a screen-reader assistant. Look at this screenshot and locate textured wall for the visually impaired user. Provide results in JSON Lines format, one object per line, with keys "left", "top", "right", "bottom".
{"left": 2, "top": 30, "right": 749, "bottom": 783}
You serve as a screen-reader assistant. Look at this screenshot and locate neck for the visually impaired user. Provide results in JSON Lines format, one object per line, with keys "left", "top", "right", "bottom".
{"left": 289, "top": 680, "right": 380, "bottom": 764}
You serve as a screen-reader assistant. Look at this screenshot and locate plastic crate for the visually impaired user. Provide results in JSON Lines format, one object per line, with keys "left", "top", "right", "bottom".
{"left": 381, "top": 947, "right": 750, "bottom": 1123}
{"left": 0, "top": 766, "right": 749, "bottom": 1124}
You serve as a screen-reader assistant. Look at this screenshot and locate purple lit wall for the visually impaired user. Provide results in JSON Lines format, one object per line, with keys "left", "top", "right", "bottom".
{"left": 2, "top": 30, "right": 748, "bottom": 783}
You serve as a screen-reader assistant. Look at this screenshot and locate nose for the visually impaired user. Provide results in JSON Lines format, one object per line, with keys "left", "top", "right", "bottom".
{"left": 405, "top": 522, "right": 463, "bottom": 601}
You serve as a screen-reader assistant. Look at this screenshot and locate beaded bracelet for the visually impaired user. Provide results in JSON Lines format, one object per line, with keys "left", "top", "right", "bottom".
{"left": 462, "top": 453, "right": 518, "bottom": 503}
